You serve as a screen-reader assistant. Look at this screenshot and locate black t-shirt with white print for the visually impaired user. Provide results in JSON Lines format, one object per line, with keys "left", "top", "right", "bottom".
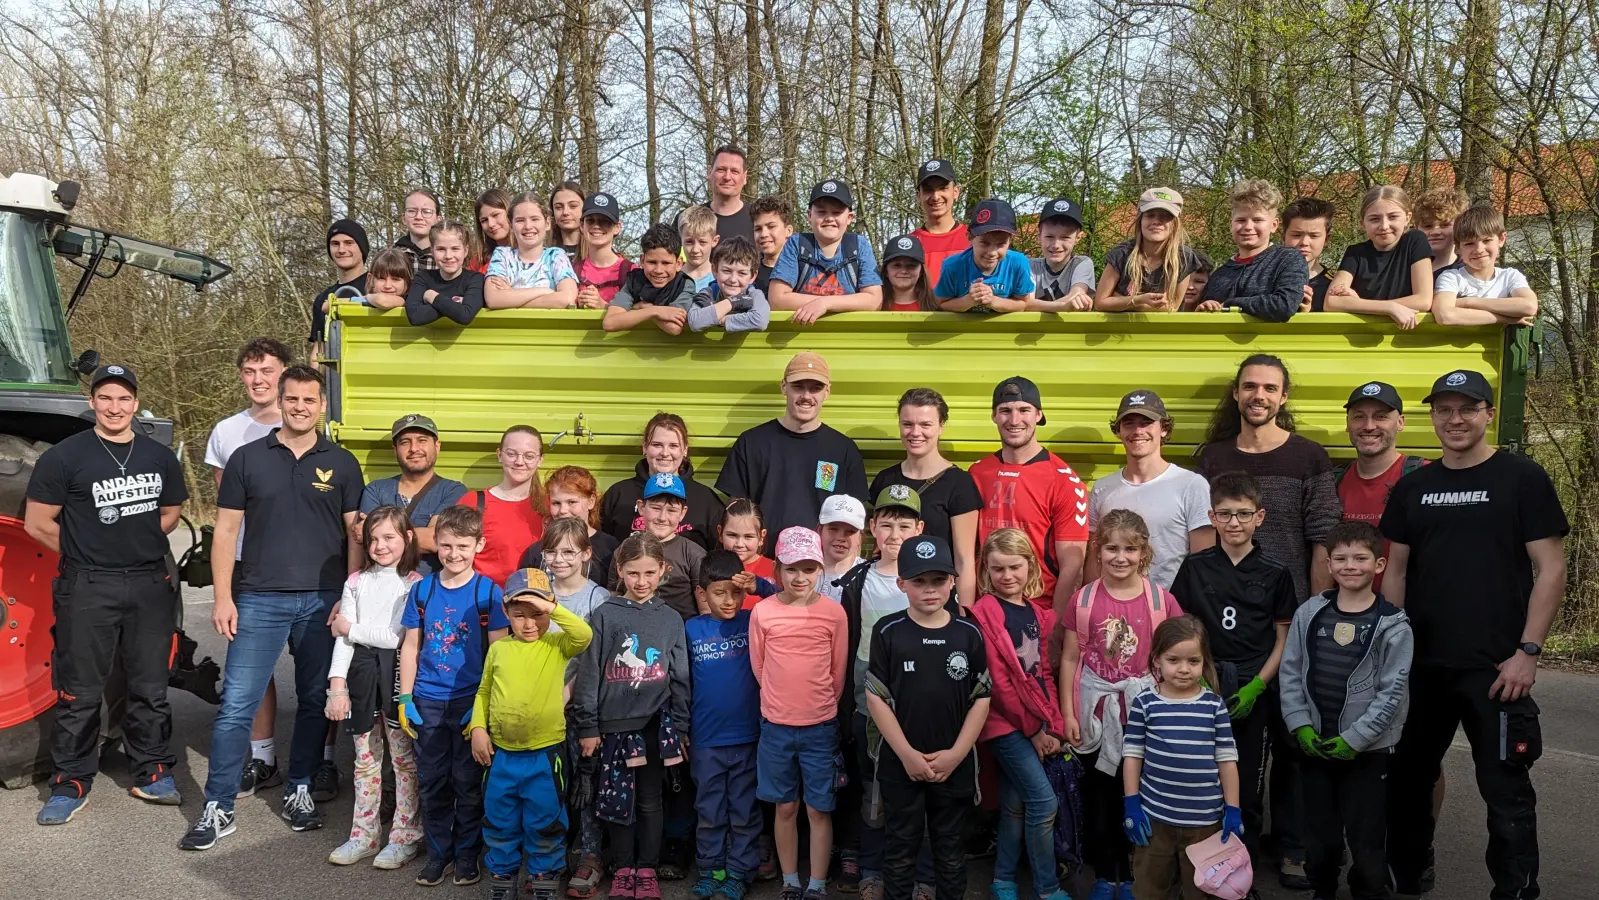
{"left": 1380, "top": 451, "right": 1568, "bottom": 668}
{"left": 27, "top": 429, "right": 189, "bottom": 568}
{"left": 868, "top": 610, "right": 990, "bottom": 787}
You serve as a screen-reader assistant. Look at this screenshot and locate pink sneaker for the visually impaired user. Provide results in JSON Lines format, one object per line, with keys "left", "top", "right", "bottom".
{"left": 610, "top": 868, "right": 637, "bottom": 900}
{"left": 635, "top": 868, "right": 662, "bottom": 900}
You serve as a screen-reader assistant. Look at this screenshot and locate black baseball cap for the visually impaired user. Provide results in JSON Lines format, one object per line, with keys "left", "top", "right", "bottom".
{"left": 970, "top": 198, "right": 1018, "bottom": 237}
{"left": 89, "top": 364, "right": 137, "bottom": 394}
{"left": 809, "top": 179, "right": 855, "bottom": 210}
{"left": 1115, "top": 389, "right": 1168, "bottom": 422}
{"left": 1345, "top": 381, "right": 1404, "bottom": 412}
{"left": 1040, "top": 197, "right": 1084, "bottom": 228}
{"left": 882, "top": 234, "right": 925, "bottom": 266}
{"left": 898, "top": 535, "right": 957, "bottom": 579}
{"left": 1423, "top": 370, "right": 1495, "bottom": 406}
{"left": 992, "top": 375, "right": 1046, "bottom": 425}
{"left": 391, "top": 413, "right": 440, "bottom": 442}
{"left": 582, "top": 192, "right": 619, "bottom": 224}
{"left": 917, "top": 159, "right": 956, "bottom": 188}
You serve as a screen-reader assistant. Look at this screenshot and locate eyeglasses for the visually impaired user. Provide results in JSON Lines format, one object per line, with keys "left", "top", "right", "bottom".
{"left": 548, "top": 549, "right": 583, "bottom": 561}
{"left": 1430, "top": 405, "right": 1487, "bottom": 421}
{"left": 499, "top": 450, "right": 543, "bottom": 463}
{"left": 403, "top": 207, "right": 437, "bottom": 218}
{"left": 1212, "top": 509, "right": 1258, "bottom": 522}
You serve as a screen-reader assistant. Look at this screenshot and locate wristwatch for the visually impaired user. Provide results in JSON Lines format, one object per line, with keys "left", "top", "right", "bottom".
{"left": 1520, "top": 641, "right": 1543, "bottom": 656}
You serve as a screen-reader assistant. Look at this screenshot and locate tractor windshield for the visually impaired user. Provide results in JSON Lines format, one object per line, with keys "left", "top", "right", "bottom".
{"left": 0, "top": 212, "right": 75, "bottom": 387}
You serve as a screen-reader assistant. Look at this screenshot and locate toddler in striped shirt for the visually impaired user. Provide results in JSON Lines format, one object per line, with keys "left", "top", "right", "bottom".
{"left": 1120, "top": 616, "right": 1243, "bottom": 900}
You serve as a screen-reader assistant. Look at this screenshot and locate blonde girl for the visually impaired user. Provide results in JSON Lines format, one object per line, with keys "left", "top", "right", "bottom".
{"left": 971, "top": 529, "right": 1068, "bottom": 900}
{"left": 1061, "top": 508, "right": 1186, "bottom": 899}
{"left": 325, "top": 506, "right": 424, "bottom": 868}
{"left": 484, "top": 193, "right": 584, "bottom": 309}
{"left": 1325, "top": 185, "right": 1435, "bottom": 329}
{"left": 1095, "top": 188, "right": 1201, "bottom": 312}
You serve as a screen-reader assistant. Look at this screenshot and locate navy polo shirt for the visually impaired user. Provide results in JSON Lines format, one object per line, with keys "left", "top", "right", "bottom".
{"left": 218, "top": 429, "right": 364, "bottom": 593}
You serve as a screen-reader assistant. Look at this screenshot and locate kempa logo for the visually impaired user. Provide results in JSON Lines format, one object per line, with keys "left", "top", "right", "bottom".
{"left": 1446, "top": 372, "right": 1468, "bottom": 387}
{"left": 1421, "top": 490, "right": 1491, "bottom": 506}
{"left": 1362, "top": 383, "right": 1381, "bottom": 396}
{"left": 915, "top": 542, "right": 936, "bottom": 560}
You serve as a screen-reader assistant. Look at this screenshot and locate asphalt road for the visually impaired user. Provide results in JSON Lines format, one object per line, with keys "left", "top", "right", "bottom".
{"left": 8, "top": 575, "right": 1598, "bottom": 899}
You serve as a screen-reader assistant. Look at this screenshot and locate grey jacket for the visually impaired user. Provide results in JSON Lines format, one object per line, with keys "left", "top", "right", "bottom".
{"left": 570, "top": 594, "right": 691, "bottom": 739}
{"left": 1279, "top": 592, "right": 1413, "bottom": 752}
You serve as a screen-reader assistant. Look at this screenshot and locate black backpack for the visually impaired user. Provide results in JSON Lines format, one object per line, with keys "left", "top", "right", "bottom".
{"left": 792, "top": 232, "right": 862, "bottom": 293}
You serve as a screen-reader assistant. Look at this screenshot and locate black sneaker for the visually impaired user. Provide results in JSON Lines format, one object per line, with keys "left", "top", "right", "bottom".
{"left": 1279, "top": 857, "right": 1311, "bottom": 891}
{"left": 779, "top": 886, "right": 803, "bottom": 900}
{"left": 455, "top": 855, "right": 482, "bottom": 886}
{"left": 179, "top": 801, "right": 236, "bottom": 851}
{"left": 489, "top": 874, "right": 519, "bottom": 900}
{"left": 237, "top": 758, "right": 282, "bottom": 798}
{"left": 836, "top": 852, "right": 861, "bottom": 893}
{"left": 416, "top": 857, "right": 454, "bottom": 886}
{"left": 280, "top": 784, "right": 324, "bottom": 832}
{"left": 311, "top": 760, "right": 341, "bottom": 802}
{"left": 526, "top": 873, "right": 560, "bottom": 900}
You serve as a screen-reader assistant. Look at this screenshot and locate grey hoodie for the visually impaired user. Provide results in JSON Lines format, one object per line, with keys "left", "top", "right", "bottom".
{"left": 1280, "top": 592, "right": 1413, "bottom": 752}
{"left": 570, "top": 593, "right": 691, "bottom": 739}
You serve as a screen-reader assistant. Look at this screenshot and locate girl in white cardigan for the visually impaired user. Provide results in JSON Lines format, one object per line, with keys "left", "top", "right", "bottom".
{"left": 325, "top": 506, "right": 425, "bottom": 868}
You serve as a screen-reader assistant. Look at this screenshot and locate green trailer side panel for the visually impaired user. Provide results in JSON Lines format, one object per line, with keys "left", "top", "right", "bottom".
{"left": 328, "top": 308, "right": 1519, "bottom": 489}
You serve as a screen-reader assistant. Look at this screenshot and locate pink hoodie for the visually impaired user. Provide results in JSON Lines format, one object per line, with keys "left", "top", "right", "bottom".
{"left": 973, "top": 593, "right": 1066, "bottom": 742}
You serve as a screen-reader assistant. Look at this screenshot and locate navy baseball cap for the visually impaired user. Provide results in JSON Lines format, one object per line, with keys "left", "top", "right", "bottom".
{"left": 899, "top": 536, "right": 957, "bottom": 579}
{"left": 809, "top": 179, "right": 855, "bottom": 210}
{"left": 1423, "top": 370, "right": 1494, "bottom": 406}
{"left": 970, "top": 199, "right": 1018, "bottom": 237}
{"left": 1040, "top": 197, "right": 1084, "bottom": 228}
{"left": 1345, "top": 381, "right": 1404, "bottom": 412}
{"left": 992, "top": 376, "right": 1046, "bottom": 426}
{"left": 917, "top": 159, "right": 957, "bottom": 187}
{"left": 882, "top": 234, "right": 925, "bottom": 266}
{"left": 583, "top": 192, "right": 619, "bottom": 224}
{"left": 89, "top": 364, "right": 137, "bottom": 394}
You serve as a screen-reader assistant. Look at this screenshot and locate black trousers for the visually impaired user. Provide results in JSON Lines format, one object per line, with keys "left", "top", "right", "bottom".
{"left": 1303, "top": 752, "right": 1389, "bottom": 900}
{"left": 1229, "top": 685, "right": 1275, "bottom": 864}
{"left": 1079, "top": 750, "right": 1133, "bottom": 883}
{"left": 1389, "top": 666, "right": 1541, "bottom": 900}
{"left": 1268, "top": 697, "right": 1306, "bottom": 861}
{"left": 879, "top": 766, "right": 971, "bottom": 900}
{"left": 610, "top": 756, "right": 665, "bottom": 869}
{"left": 49, "top": 565, "right": 176, "bottom": 796}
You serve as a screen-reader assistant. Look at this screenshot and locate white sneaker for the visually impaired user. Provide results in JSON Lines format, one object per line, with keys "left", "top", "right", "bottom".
{"left": 373, "top": 841, "right": 420, "bottom": 870}
{"left": 328, "top": 838, "right": 378, "bottom": 865}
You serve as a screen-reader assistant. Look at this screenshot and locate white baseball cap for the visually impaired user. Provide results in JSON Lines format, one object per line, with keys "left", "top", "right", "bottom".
{"left": 818, "top": 495, "right": 867, "bottom": 530}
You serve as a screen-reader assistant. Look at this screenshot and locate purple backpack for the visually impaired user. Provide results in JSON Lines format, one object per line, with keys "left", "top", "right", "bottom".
{"left": 1043, "top": 751, "right": 1085, "bottom": 867}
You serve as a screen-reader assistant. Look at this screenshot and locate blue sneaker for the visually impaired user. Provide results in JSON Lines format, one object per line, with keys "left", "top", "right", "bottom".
{"left": 691, "top": 869, "right": 724, "bottom": 899}
{"left": 1115, "top": 884, "right": 1135, "bottom": 900}
{"left": 1088, "top": 880, "right": 1115, "bottom": 900}
{"left": 130, "top": 774, "right": 183, "bottom": 805}
{"left": 989, "top": 881, "right": 1020, "bottom": 900}
{"left": 37, "top": 794, "right": 87, "bottom": 826}
{"left": 1042, "top": 890, "right": 1075, "bottom": 900}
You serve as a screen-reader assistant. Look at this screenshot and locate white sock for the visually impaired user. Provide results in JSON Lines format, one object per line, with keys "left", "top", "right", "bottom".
{"left": 323, "top": 742, "right": 336, "bottom": 762}
{"left": 250, "top": 738, "right": 276, "bottom": 766}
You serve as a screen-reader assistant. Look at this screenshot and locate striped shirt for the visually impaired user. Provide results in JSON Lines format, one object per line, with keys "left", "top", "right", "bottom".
{"left": 1123, "top": 686, "right": 1238, "bottom": 827}
{"left": 1309, "top": 601, "right": 1380, "bottom": 729}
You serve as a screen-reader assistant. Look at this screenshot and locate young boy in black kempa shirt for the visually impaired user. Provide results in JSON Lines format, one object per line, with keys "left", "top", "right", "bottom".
{"left": 1168, "top": 470, "right": 1298, "bottom": 867}
{"left": 864, "top": 536, "right": 991, "bottom": 900}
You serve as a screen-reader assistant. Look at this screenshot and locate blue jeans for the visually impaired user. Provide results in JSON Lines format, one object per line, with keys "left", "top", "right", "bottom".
{"left": 484, "top": 744, "right": 566, "bottom": 879}
{"left": 415, "top": 694, "right": 485, "bottom": 863}
{"left": 203, "top": 590, "right": 338, "bottom": 810}
{"left": 989, "top": 731, "right": 1059, "bottom": 895}
{"left": 757, "top": 719, "right": 839, "bottom": 811}
{"left": 692, "top": 742, "right": 761, "bottom": 875}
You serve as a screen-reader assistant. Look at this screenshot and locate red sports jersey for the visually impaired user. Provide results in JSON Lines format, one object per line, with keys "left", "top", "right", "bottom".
{"left": 1336, "top": 454, "right": 1420, "bottom": 592}
{"left": 970, "top": 448, "right": 1090, "bottom": 608}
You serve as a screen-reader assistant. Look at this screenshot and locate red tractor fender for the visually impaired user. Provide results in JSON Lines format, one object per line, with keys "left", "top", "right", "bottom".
{"left": 0, "top": 514, "right": 57, "bottom": 730}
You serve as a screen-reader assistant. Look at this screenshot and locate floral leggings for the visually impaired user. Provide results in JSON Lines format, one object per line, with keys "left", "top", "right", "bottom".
{"left": 350, "top": 723, "right": 423, "bottom": 847}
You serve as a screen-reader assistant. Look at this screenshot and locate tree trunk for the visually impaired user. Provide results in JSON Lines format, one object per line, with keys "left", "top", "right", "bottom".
{"left": 744, "top": 0, "right": 762, "bottom": 194}
{"left": 1457, "top": 0, "right": 1500, "bottom": 201}
{"left": 643, "top": 0, "right": 660, "bottom": 220}
{"left": 969, "top": 0, "right": 1005, "bottom": 202}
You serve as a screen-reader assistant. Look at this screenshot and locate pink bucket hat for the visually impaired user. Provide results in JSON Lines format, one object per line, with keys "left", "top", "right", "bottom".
{"left": 1185, "top": 830, "right": 1254, "bottom": 900}
{"left": 774, "top": 526, "right": 824, "bottom": 566}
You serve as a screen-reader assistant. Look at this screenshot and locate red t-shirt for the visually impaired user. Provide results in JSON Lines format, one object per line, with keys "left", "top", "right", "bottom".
{"left": 969, "top": 448, "right": 1090, "bottom": 609}
{"left": 911, "top": 224, "right": 970, "bottom": 289}
{"left": 1336, "top": 454, "right": 1421, "bottom": 592}
{"left": 888, "top": 299, "right": 923, "bottom": 312}
{"left": 457, "top": 489, "right": 545, "bottom": 587}
{"left": 578, "top": 257, "right": 632, "bottom": 303}
{"left": 741, "top": 555, "right": 777, "bottom": 610}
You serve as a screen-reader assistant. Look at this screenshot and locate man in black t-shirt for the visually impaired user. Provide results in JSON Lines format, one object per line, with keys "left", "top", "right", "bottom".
{"left": 717, "top": 352, "right": 867, "bottom": 555}
{"left": 182, "top": 365, "right": 364, "bottom": 851}
{"left": 308, "top": 219, "right": 369, "bottom": 355}
{"left": 26, "top": 365, "right": 189, "bottom": 825}
{"left": 1380, "top": 369, "right": 1568, "bottom": 898}
{"left": 865, "top": 536, "right": 990, "bottom": 900}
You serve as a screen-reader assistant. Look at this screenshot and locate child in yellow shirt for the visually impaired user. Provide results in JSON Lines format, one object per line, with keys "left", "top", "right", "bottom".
{"left": 470, "top": 568, "right": 594, "bottom": 900}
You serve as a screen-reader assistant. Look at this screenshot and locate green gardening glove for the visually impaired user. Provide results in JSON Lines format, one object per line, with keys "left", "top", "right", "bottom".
{"left": 1227, "top": 676, "right": 1267, "bottom": 719}
{"left": 1294, "top": 725, "right": 1325, "bottom": 758}
{"left": 1319, "top": 736, "right": 1358, "bottom": 760}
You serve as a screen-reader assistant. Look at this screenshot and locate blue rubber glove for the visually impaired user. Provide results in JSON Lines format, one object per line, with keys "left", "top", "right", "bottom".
{"left": 1227, "top": 676, "right": 1267, "bottom": 719}
{"left": 1122, "top": 795, "right": 1152, "bottom": 846}
{"left": 1220, "top": 805, "right": 1245, "bottom": 843}
{"left": 398, "top": 693, "right": 423, "bottom": 739}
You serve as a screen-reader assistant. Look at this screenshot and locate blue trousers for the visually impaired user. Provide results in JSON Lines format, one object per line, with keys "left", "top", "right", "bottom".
{"left": 989, "top": 731, "right": 1060, "bottom": 895}
{"left": 692, "top": 742, "right": 761, "bottom": 875}
{"left": 203, "top": 590, "right": 337, "bottom": 810}
{"left": 485, "top": 744, "right": 568, "bottom": 879}
{"left": 415, "top": 694, "right": 484, "bottom": 863}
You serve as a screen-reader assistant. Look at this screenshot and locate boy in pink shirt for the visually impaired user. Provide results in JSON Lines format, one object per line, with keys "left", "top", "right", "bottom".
{"left": 749, "top": 527, "right": 848, "bottom": 900}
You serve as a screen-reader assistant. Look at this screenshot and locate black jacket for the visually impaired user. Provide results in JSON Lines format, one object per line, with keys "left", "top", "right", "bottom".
{"left": 599, "top": 458, "right": 724, "bottom": 551}
{"left": 834, "top": 559, "right": 876, "bottom": 725}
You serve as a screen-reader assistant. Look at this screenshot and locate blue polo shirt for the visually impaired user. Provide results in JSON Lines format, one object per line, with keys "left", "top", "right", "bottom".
{"left": 360, "top": 474, "right": 468, "bottom": 575}
{"left": 686, "top": 610, "right": 761, "bottom": 747}
{"left": 934, "top": 248, "right": 1036, "bottom": 305}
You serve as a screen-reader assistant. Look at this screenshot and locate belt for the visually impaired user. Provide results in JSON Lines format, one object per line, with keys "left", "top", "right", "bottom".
{"left": 60, "top": 560, "right": 167, "bottom": 576}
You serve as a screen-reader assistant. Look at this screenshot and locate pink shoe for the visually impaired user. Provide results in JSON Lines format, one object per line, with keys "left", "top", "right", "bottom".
{"left": 634, "top": 868, "right": 662, "bottom": 900}
{"left": 609, "top": 868, "right": 637, "bottom": 900}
